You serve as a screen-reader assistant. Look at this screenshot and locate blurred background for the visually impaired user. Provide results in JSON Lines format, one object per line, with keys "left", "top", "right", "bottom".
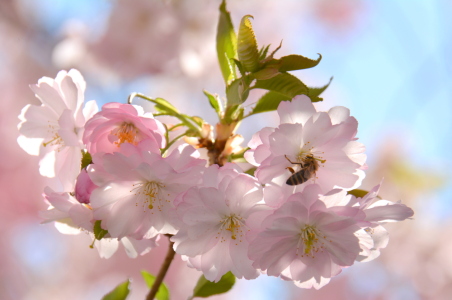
{"left": 1, "top": 0, "right": 451, "bottom": 299}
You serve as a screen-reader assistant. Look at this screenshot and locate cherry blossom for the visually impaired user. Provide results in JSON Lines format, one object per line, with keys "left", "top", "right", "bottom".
{"left": 40, "top": 186, "right": 158, "bottom": 258}
{"left": 318, "top": 184, "right": 414, "bottom": 262}
{"left": 249, "top": 184, "right": 361, "bottom": 289}
{"left": 172, "top": 164, "right": 268, "bottom": 282}
{"left": 17, "top": 69, "right": 98, "bottom": 190}
{"left": 349, "top": 184, "right": 414, "bottom": 262}
{"left": 245, "top": 95, "right": 366, "bottom": 207}
{"left": 88, "top": 142, "right": 206, "bottom": 239}
{"left": 83, "top": 102, "right": 166, "bottom": 155}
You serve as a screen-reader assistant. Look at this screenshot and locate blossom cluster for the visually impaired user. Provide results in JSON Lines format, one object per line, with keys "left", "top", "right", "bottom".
{"left": 18, "top": 70, "right": 414, "bottom": 289}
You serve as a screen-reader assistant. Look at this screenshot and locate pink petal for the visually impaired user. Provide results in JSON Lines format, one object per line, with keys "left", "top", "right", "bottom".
{"left": 278, "top": 95, "right": 315, "bottom": 125}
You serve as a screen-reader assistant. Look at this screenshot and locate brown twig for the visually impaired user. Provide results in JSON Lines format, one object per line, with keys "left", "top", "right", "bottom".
{"left": 146, "top": 234, "right": 176, "bottom": 300}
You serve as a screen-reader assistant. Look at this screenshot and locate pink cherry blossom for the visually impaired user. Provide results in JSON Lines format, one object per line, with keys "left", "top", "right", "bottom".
{"left": 249, "top": 184, "right": 361, "bottom": 289}
{"left": 40, "top": 186, "right": 158, "bottom": 258}
{"left": 319, "top": 184, "right": 414, "bottom": 262}
{"left": 83, "top": 102, "right": 166, "bottom": 155}
{"left": 245, "top": 95, "right": 366, "bottom": 207}
{"left": 40, "top": 186, "right": 93, "bottom": 232}
{"left": 348, "top": 183, "right": 414, "bottom": 262}
{"left": 89, "top": 142, "right": 206, "bottom": 239}
{"left": 18, "top": 69, "right": 98, "bottom": 190}
{"left": 172, "top": 164, "right": 269, "bottom": 282}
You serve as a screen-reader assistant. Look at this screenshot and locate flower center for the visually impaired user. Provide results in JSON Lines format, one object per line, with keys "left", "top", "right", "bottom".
{"left": 42, "top": 122, "right": 64, "bottom": 149}
{"left": 219, "top": 214, "right": 246, "bottom": 243}
{"left": 113, "top": 122, "right": 139, "bottom": 147}
{"left": 296, "top": 142, "right": 326, "bottom": 165}
{"left": 297, "top": 225, "right": 327, "bottom": 258}
{"left": 131, "top": 181, "right": 167, "bottom": 211}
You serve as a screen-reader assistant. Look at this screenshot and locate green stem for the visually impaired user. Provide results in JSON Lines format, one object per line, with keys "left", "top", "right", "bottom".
{"left": 161, "top": 132, "right": 189, "bottom": 156}
{"left": 128, "top": 93, "right": 201, "bottom": 133}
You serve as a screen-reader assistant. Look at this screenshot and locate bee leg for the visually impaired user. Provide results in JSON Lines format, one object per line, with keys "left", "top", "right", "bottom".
{"left": 286, "top": 167, "right": 295, "bottom": 174}
{"left": 284, "top": 155, "right": 297, "bottom": 164}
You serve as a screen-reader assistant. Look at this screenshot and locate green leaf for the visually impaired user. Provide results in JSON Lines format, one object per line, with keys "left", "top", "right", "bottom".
{"left": 141, "top": 271, "right": 170, "bottom": 300}
{"left": 152, "top": 97, "right": 180, "bottom": 116}
{"left": 190, "top": 116, "right": 205, "bottom": 128}
{"left": 347, "top": 189, "right": 369, "bottom": 199}
{"left": 253, "top": 73, "right": 308, "bottom": 98}
{"left": 81, "top": 151, "right": 92, "bottom": 169}
{"left": 228, "top": 147, "right": 249, "bottom": 162}
{"left": 231, "top": 58, "right": 245, "bottom": 76}
{"left": 244, "top": 167, "right": 256, "bottom": 176}
{"left": 137, "top": 94, "right": 201, "bottom": 132}
{"left": 203, "top": 90, "right": 222, "bottom": 117}
{"left": 260, "top": 41, "right": 283, "bottom": 64}
{"left": 192, "top": 272, "right": 236, "bottom": 298}
{"left": 223, "top": 104, "right": 244, "bottom": 124}
{"left": 258, "top": 44, "right": 271, "bottom": 61}
{"left": 307, "top": 77, "right": 333, "bottom": 100}
{"left": 226, "top": 78, "right": 250, "bottom": 106}
{"left": 278, "top": 54, "right": 322, "bottom": 72}
{"left": 249, "top": 75, "right": 331, "bottom": 115}
{"left": 250, "top": 91, "right": 291, "bottom": 115}
{"left": 102, "top": 280, "right": 130, "bottom": 300}
{"left": 237, "top": 15, "right": 260, "bottom": 72}
{"left": 94, "top": 220, "right": 108, "bottom": 240}
{"left": 216, "top": 0, "right": 237, "bottom": 84}
{"left": 252, "top": 66, "right": 280, "bottom": 80}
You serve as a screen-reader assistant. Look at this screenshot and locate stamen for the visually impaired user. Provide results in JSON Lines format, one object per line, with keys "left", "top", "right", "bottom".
{"left": 43, "top": 122, "right": 63, "bottom": 149}
{"left": 131, "top": 181, "right": 166, "bottom": 212}
{"left": 296, "top": 145, "right": 326, "bottom": 164}
{"left": 42, "top": 135, "right": 62, "bottom": 147}
{"left": 113, "top": 122, "right": 139, "bottom": 147}
{"left": 298, "top": 225, "right": 328, "bottom": 258}
{"left": 218, "top": 214, "right": 247, "bottom": 243}
{"left": 89, "top": 238, "right": 96, "bottom": 249}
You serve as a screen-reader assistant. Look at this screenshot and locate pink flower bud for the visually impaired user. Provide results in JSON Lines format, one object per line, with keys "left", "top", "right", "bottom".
{"left": 75, "top": 169, "right": 98, "bottom": 204}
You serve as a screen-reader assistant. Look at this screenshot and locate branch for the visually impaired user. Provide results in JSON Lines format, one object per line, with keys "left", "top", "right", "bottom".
{"left": 146, "top": 234, "right": 176, "bottom": 300}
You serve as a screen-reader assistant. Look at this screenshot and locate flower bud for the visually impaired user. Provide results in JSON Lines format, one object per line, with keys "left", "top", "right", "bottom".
{"left": 75, "top": 169, "right": 97, "bottom": 204}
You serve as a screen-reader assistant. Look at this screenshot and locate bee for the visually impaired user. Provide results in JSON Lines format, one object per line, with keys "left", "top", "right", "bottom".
{"left": 284, "top": 154, "right": 320, "bottom": 186}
